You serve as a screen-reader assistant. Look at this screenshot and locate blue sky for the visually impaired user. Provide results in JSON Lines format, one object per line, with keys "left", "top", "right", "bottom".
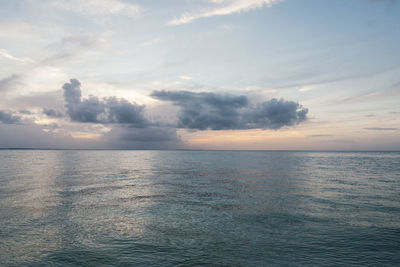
{"left": 0, "top": 0, "right": 399, "bottom": 150}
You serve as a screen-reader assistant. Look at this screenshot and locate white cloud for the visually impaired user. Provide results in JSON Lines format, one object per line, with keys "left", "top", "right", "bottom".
{"left": 0, "top": 48, "right": 32, "bottom": 63}
{"left": 14, "top": 66, "right": 69, "bottom": 96}
{"left": 169, "top": 0, "right": 283, "bottom": 25}
{"left": 299, "top": 85, "right": 314, "bottom": 92}
{"left": 179, "top": 75, "right": 193, "bottom": 80}
{"left": 51, "top": 0, "right": 141, "bottom": 17}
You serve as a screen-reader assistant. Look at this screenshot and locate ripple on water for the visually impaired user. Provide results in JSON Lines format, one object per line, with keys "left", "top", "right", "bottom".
{"left": 0, "top": 150, "right": 399, "bottom": 266}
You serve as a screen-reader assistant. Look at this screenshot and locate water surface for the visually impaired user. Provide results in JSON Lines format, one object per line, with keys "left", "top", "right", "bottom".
{"left": 0, "top": 150, "right": 399, "bottom": 266}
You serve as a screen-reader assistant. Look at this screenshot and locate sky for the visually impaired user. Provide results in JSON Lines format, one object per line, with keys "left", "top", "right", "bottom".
{"left": 0, "top": 0, "right": 399, "bottom": 150}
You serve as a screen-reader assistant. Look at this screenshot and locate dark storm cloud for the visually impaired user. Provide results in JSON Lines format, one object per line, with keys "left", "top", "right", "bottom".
{"left": 0, "top": 110, "right": 21, "bottom": 124}
{"left": 43, "top": 108, "right": 64, "bottom": 118}
{"left": 63, "top": 79, "right": 149, "bottom": 127}
{"left": 151, "top": 90, "right": 308, "bottom": 130}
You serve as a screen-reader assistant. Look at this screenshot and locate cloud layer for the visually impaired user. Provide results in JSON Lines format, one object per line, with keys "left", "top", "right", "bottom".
{"left": 57, "top": 79, "right": 308, "bottom": 148}
{"left": 151, "top": 90, "right": 308, "bottom": 130}
{"left": 62, "top": 80, "right": 308, "bottom": 131}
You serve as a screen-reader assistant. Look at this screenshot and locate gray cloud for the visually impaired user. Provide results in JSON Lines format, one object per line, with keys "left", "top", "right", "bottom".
{"left": 104, "top": 126, "right": 182, "bottom": 149}
{"left": 151, "top": 90, "right": 308, "bottom": 130}
{"left": 0, "top": 74, "right": 20, "bottom": 92}
{"left": 242, "top": 99, "right": 308, "bottom": 130}
{"left": 0, "top": 110, "right": 21, "bottom": 124}
{"left": 152, "top": 90, "right": 248, "bottom": 130}
{"left": 63, "top": 79, "right": 149, "bottom": 127}
{"left": 60, "top": 79, "right": 186, "bottom": 149}
{"left": 43, "top": 108, "right": 64, "bottom": 118}
{"left": 19, "top": 109, "right": 33, "bottom": 115}
{"left": 0, "top": 123, "right": 80, "bottom": 149}
{"left": 120, "top": 127, "right": 179, "bottom": 142}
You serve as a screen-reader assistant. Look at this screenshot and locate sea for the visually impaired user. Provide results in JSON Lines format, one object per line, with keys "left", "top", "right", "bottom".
{"left": 0, "top": 150, "right": 399, "bottom": 266}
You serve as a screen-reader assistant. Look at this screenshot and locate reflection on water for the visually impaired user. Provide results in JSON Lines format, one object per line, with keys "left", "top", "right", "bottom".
{"left": 0, "top": 150, "right": 399, "bottom": 265}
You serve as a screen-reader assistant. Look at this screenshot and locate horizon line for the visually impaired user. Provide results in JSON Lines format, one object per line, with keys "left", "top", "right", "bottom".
{"left": 0, "top": 148, "right": 399, "bottom": 152}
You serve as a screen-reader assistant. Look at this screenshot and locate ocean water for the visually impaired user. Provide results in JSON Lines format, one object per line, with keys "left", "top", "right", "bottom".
{"left": 0, "top": 150, "right": 399, "bottom": 266}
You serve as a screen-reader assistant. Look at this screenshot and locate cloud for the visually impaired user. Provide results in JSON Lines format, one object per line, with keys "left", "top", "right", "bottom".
{"left": 63, "top": 79, "right": 149, "bottom": 127}
{"left": 179, "top": 75, "right": 193, "bottom": 80}
{"left": 0, "top": 34, "right": 105, "bottom": 101}
{"left": 19, "top": 109, "right": 33, "bottom": 115}
{"left": 0, "top": 48, "right": 32, "bottom": 63}
{"left": 364, "top": 127, "right": 397, "bottom": 131}
{"left": 151, "top": 90, "right": 308, "bottom": 130}
{"left": 51, "top": 0, "right": 141, "bottom": 17}
{"left": 299, "top": 85, "right": 314, "bottom": 92}
{"left": 0, "top": 123, "right": 78, "bottom": 149}
{"left": 0, "top": 74, "right": 20, "bottom": 92}
{"left": 243, "top": 99, "right": 308, "bottom": 129}
{"left": 9, "top": 90, "right": 64, "bottom": 110}
{"left": 41, "top": 34, "right": 108, "bottom": 66}
{"left": 120, "top": 127, "right": 179, "bottom": 142}
{"left": 0, "top": 110, "right": 22, "bottom": 124}
{"left": 307, "top": 134, "right": 333, "bottom": 138}
{"left": 43, "top": 108, "right": 64, "bottom": 118}
{"left": 337, "top": 80, "right": 400, "bottom": 104}
{"left": 104, "top": 126, "right": 182, "bottom": 149}
{"left": 169, "top": 0, "right": 282, "bottom": 25}
{"left": 151, "top": 90, "right": 247, "bottom": 130}
{"left": 274, "top": 67, "right": 395, "bottom": 90}
{"left": 58, "top": 34, "right": 107, "bottom": 50}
